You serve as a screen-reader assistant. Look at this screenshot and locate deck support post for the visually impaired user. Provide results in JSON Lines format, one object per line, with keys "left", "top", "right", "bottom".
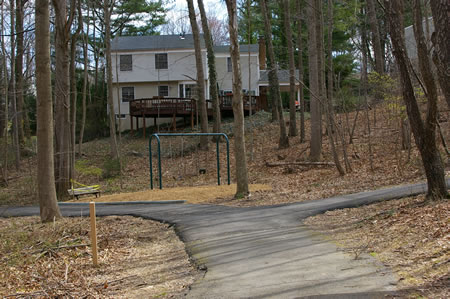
{"left": 130, "top": 115, "right": 133, "bottom": 134}
{"left": 172, "top": 113, "right": 177, "bottom": 132}
{"left": 143, "top": 117, "right": 146, "bottom": 138}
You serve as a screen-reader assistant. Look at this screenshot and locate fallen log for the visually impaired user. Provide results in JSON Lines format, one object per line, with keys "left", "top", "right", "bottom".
{"left": 265, "top": 161, "right": 335, "bottom": 167}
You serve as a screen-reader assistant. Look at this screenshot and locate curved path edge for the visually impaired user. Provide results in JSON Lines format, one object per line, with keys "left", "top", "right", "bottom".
{"left": 1, "top": 179, "right": 449, "bottom": 298}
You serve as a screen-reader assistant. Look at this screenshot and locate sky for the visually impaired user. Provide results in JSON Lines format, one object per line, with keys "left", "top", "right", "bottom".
{"left": 165, "top": 0, "right": 226, "bottom": 20}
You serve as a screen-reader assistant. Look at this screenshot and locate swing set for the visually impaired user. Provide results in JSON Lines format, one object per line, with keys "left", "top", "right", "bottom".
{"left": 149, "top": 133, "right": 230, "bottom": 189}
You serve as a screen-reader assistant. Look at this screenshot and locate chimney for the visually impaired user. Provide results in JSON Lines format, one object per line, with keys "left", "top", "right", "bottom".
{"left": 258, "top": 36, "right": 266, "bottom": 70}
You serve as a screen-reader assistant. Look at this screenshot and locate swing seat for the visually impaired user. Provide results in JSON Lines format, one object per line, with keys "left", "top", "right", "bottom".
{"left": 68, "top": 180, "right": 101, "bottom": 200}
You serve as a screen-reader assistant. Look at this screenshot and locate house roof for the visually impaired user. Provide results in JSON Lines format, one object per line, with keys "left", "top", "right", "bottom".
{"left": 259, "top": 70, "right": 300, "bottom": 84}
{"left": 111, "top": 34, "right": 205, "bottom": 51}
{"left": 111, "top": 34, "right": 259, "bottom": 53}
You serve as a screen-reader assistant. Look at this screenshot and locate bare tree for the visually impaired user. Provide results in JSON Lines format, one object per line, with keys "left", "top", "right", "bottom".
{"left": 69, "top": 0, "right": 82, "bottom": 178}
{"left": 198, "top": 0, "right": 221, "bottom": 136}
{"left": 308, "top": 0, "right": 322, "bottom": 161}
{"left": 429, "top": 1, "right": 450, "bottom": 108}
{"left": 367, "top": 0, "right": 384, "bottom": 74}
{"left": 385, "top": 0, "right": 447, "bottom": 199}
{"left": 104, "top": 0, "right": 119, "bottom": 159}
{"left": 15, "top": 0, "right": 30, "bottom": 146}
{"left": 325, "top": 0, "right": 345, "bottom": 175}
{"left": 10, "top": 0, "right": 20, "bottom": 170}
{"left": 1, "top": 2, "right": 9, "bottom": 184}
{"left": 51, "top": 0, "right": 77, "bottom": 195}
{"left": 187, "top": 0, "right": 209, "bottom": 149}
{"left": 78, "top": 0, "right": 90, "bottom": 156}
{"left": 282, "top": 0, "right": 297, "bottom": 137}
{"left": 361, "top": 7, "right": 374, "bottom": 172}
{"left": 35, "top": 0, "right": 62, "bottom": 222}
{"left": 296, "top": 0, "right": 305, "bottom": 143}
{"left": 260, "top": 0, "right": 289, "bottom": 149}
{"left": 225, "top": 0, "right": 249, "bottom": 198}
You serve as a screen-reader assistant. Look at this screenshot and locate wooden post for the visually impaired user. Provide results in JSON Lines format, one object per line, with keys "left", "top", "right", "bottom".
{"left": 143, "top": 116, "right": 146, "bottom": 138}
{"left": 130, "top": 115, "right": 133, "bottom": 134}
{"left": 89, "top": 202, "right": 98, "bottom": 266}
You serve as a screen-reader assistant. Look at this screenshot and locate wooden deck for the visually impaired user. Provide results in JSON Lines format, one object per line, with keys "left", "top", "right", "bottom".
{"left": 129, "top": 96, "right": 262, "bottom": 136}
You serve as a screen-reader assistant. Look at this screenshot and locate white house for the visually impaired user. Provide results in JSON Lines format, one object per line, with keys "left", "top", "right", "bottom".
{"left": 111, "top": 34, "right": 299, "bottom": 133}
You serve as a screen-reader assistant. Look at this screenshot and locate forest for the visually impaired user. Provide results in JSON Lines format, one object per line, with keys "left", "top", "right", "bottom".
{"left": 0, "top": 0, "right": 448, "bottom": 213}
{"left": 0, "top": 0, "right": 449, "bottom": 297}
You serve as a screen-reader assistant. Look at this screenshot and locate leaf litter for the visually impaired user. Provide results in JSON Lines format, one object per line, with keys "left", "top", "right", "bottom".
{"left": 0, "top": 216, "right": 200, "bottom": 298}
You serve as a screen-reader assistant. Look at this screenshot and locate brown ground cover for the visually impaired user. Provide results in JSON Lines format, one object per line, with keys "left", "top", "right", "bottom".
{"left": 0, "top": 216, "right": 200, "bottom": 298}
{"left": 0, "top": 103, "right": 448, "bottom": 297}
{"left": 304, "top": 195, "right": 450, "bottom": 298}
{"left": 1, "top": 105, "right": 448, "bottom": 207}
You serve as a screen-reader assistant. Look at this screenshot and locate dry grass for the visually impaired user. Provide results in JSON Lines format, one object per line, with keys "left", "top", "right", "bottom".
{"left": 70, "top": 184, "right": 272, "bottom": 203}
{"left": 0, "top": 216, "right": 200, "bottom": 298}
{"left": 304, "top": 195, "right": 450, "bottom": 298}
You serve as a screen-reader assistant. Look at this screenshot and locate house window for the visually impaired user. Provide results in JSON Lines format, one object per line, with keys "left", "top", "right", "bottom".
{"left": 115, "top": 114, "right": 126, "bottom": 119}
{"left": 155, "top": 53, "right": 168, "bottom": 69}
{"left": 185, "top": 84, "right": 197, "bottom": 98}
{"left": 227, "top": 57, "right": 232, "bottom": 72}
{"left": 120, "top": 55, "right": 132, "bottom": 71}
{"left": 179, "top": 84, "right": 185, "bottom": 98}
{"left": 121, "top": 87, "right": 134, "bottom": 102}
{"left": 158, "top": 85, "right": 169, "bottom": 97}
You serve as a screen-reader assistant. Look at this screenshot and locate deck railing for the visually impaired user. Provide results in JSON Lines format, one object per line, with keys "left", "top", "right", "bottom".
{"left": 129, "top": 97, "right": 196, "bottom": 116}
{"left": 130, "top": 95, "right": 260, "bottom": 117}
{"left": 219, "top": 95, "right": 259, "bottom": 110}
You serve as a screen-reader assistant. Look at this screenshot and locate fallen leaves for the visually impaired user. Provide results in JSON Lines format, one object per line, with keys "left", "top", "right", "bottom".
{"left": 0, "top": 216, "right": 199, "bottom": 298}
{"left": 304, "top": 195, "right": 450, "bottom": 298}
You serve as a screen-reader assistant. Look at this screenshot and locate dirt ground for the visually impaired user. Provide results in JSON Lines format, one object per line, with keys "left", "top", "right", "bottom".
{"left": 304, "top": 195, "right": 450, "bottom": 298}
{"left": 0, "top": 216, "right": 201, "bottom": 298}
{"left": 1, "top": 103, "right": 449, "bottom": 297}
{"left": 70, "top": 184, "right": 272, "bottom": 203}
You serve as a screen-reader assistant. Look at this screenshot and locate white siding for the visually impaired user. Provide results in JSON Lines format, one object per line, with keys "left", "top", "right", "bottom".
{"left": 112, "top": 50, "right": 208, "bottom": 83}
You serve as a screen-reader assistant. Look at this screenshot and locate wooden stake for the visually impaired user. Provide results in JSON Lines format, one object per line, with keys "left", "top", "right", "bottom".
{"left": 89, "top": 202, "right": 98, "bottom": 266}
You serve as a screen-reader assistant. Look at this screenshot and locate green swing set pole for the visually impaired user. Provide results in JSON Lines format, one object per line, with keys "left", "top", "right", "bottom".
{"left": 149, "top": 134, "right": 162, "bottom": 190}
{"left": 149, "top": 133, "right": 230, "bottom": 190}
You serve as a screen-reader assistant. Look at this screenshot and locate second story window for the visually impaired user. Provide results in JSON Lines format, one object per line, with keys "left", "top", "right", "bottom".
{"left": 227, "top": 57, "right": 232, "bottom": 72}
{"left": 158, "top": 85, "right": 169, "bottom": 97}
{"left": 120, "top": 55, "right": 132, "bottom": 71}
{"left": 122, "top": 87, "right": 134, "bottom": 102}
{"left": 155, "top": 53, "right": 168, "bottom": 69}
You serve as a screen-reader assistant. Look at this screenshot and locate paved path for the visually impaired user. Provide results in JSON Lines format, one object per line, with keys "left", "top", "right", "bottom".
{"left": 2, "top": 180, "right": 449, "bottom": 298}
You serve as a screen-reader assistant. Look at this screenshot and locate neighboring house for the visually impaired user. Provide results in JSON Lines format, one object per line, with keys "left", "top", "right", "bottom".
{"left": 404, "top": 17, "right": 434, "bottom": 64}
{"left": 111, "top": 34, "right": 299, "bottom": 133}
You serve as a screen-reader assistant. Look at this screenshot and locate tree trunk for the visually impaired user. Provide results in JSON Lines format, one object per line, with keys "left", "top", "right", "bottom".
{"left": 296, "top": 0, "right": 305, "bottom": 143}
{"left": 104, "top": 0, "right": 119, "bottom": 159}
{"left": 225, "top": 0, "right": 249, "bottom": 198}
{"left": 198, "top": 0, "right": 221, "bottom": 136}
{"left": 10, "top": 0, "right": 20, "bottom": 170}
{"left": 429, "top": 1, "right": 450, "bottom": 108}
{"left": 52, "top": 0, "right": 75, "bottom": 196}
{"left": 35, "top": 0, "right": 62, "bottom": 222}
{"left": 69, "top": 0, "right": 82, "bottom": 177}
{"left": 187, "top": 0, "right": 209, "bottom": 150}
{"left": 78, "top": 1, "right": 89, "bottom": 156}
{"left": 247, "top": 0, "right": 254, "bottom": 161}
{"left": 308, "top": 0, "right": 321, "bottom": 161}
{"left": 15, "top": 0, "right": 27, "bottom": 146}
{"left": 361, "top": 6, "right": 374, "bottom": 172}
{"left": 283, "top": 0, "right": 297, "bottom": 137}
{"left": 1, "top": 4, "right": 9, "bottom": 184}
{"left": 326, "top": 0, "right": 345, "bottom": 176}
{"left": 260, "top": 0, "right": 289, "bottom": 149}
{"left": 367, "top": 0, "right": 384, "bottom": 74}
{"left": 385, "top": 0, "right": 447, "bottom": 199}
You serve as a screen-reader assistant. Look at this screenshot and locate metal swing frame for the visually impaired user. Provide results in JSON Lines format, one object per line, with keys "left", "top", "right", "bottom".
{"left": 149, "top": 133, "right": 231, "bottom": 189}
